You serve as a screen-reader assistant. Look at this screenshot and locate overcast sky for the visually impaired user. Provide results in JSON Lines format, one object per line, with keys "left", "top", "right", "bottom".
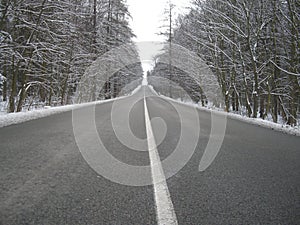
{"left": 126, "top": 0, "right": 191, "bottom": 73}
{"left": 126, "top": 0, "right": 190, "bottom": 42}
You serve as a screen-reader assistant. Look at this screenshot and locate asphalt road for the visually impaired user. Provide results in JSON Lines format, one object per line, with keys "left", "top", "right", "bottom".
{"left": 0, "top": 86, "right": 299, "bottom": 224}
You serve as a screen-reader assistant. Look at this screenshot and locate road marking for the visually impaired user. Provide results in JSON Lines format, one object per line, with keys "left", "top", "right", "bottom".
{"left": 143, "top": 96, "right": 178, "bottom": 225}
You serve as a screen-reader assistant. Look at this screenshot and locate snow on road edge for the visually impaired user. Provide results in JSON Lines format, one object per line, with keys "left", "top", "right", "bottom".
{"left": 158, "top": 94, "right": 300, "bottom": 137}
{"left": 0, "top": 101, "right": 99, "bottom": 128}
{"left": 0, "top": 86, "right": 143, "bottom": 128}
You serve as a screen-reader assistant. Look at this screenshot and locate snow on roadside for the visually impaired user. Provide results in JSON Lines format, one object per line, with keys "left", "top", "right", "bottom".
{"left": 0, "top": 85, "right": 143, "bottom": 128}
{"left": 0, "top": 98, "right": 127, "bottom": 128}
{"left": 130, "top": 85, "right": 142, "bottom": 95}
{"left": 199, "top": 105, "right": 300, "bottom": 137}
{"left": 0, "top": 101, "right": 96, "bottom": 128}
{"left": 159, "top": 94, "right": 300, "bottom": 137}
{"left": 148, "top": 85, "right": 159, "bottom": 95}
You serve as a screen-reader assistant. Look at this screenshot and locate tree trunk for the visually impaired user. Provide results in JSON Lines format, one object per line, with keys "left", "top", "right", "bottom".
{"left": 48, "top": 89, "right": 53, "bottom": 106}
{"left": 9, "top": 56, "right": 17, "bottom": 113}
{"left": 259, "top": 95, "right": 265, "bottom": 119}
{"left": 16, "top": 73, "right": 27, "bottom": 112}
{"left": 3, "top": 79, "right": 7, "bottom": 102}
{"left": 2, "top": 62, "right": 7, "bottom": 101}
{"left": 61, "top": 75, "right": 69, "bottom": 105}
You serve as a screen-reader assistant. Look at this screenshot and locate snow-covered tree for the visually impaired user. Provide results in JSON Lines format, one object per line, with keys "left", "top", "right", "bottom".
{"left": 0, "top": 0, "right": 139, "bottom": 112}
{"left": 153, "top": 0, "right": 299, "bottom": 125}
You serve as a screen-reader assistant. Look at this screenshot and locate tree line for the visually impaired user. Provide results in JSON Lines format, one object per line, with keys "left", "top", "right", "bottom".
{"left": 152, "top": 0, "right": 299, "bottom": 125}
{"left": 0, "top": 0, "right": 141, "bottom": 112}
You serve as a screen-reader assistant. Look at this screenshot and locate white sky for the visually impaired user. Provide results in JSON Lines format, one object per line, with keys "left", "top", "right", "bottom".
{"left": 126, "top": 0, "right": 191, "bottom": 42}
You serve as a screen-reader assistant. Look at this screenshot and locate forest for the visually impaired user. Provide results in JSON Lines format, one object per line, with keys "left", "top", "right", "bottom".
{"left": 1, "top": 0, "right": 299, "bottom": 126}
{"left": 151, "top": 0, "right": 299, "bottom": 125}
{"left": 0, "top": 0, "right": 141, "bottom": 113}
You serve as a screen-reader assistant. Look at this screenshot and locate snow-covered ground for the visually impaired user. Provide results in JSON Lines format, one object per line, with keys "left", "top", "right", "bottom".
{"left": 159, "top": 94, "right": 300, "bottom": 137}
{"left": 0, "top": 100, "right": 110, "bottom": 128}
{"left": 0, "top": 86, "right": 142, "bottom": 128}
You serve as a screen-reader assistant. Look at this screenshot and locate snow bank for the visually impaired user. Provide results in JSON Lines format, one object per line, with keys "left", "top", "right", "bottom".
{"left": 130, "top": 85, "right": 142, "bottom": 95}
{"left": 0, "top": 102, "right": 89, "bottom": 128}
{"left": 0, "top": 97, "right": 127, "bottom": 128}
{"left": 159, "top": 95, "right": 300, "bottom": 137}
{"left": 0, "top": 84, "right": 142, "bottom": 128}
{"left": 148, "top": 85, "right": 159, "bottom": 95}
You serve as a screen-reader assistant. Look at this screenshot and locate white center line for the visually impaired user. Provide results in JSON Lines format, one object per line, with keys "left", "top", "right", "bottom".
{"left": 144, "top": 96, "right": 178, "bottom": 225}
